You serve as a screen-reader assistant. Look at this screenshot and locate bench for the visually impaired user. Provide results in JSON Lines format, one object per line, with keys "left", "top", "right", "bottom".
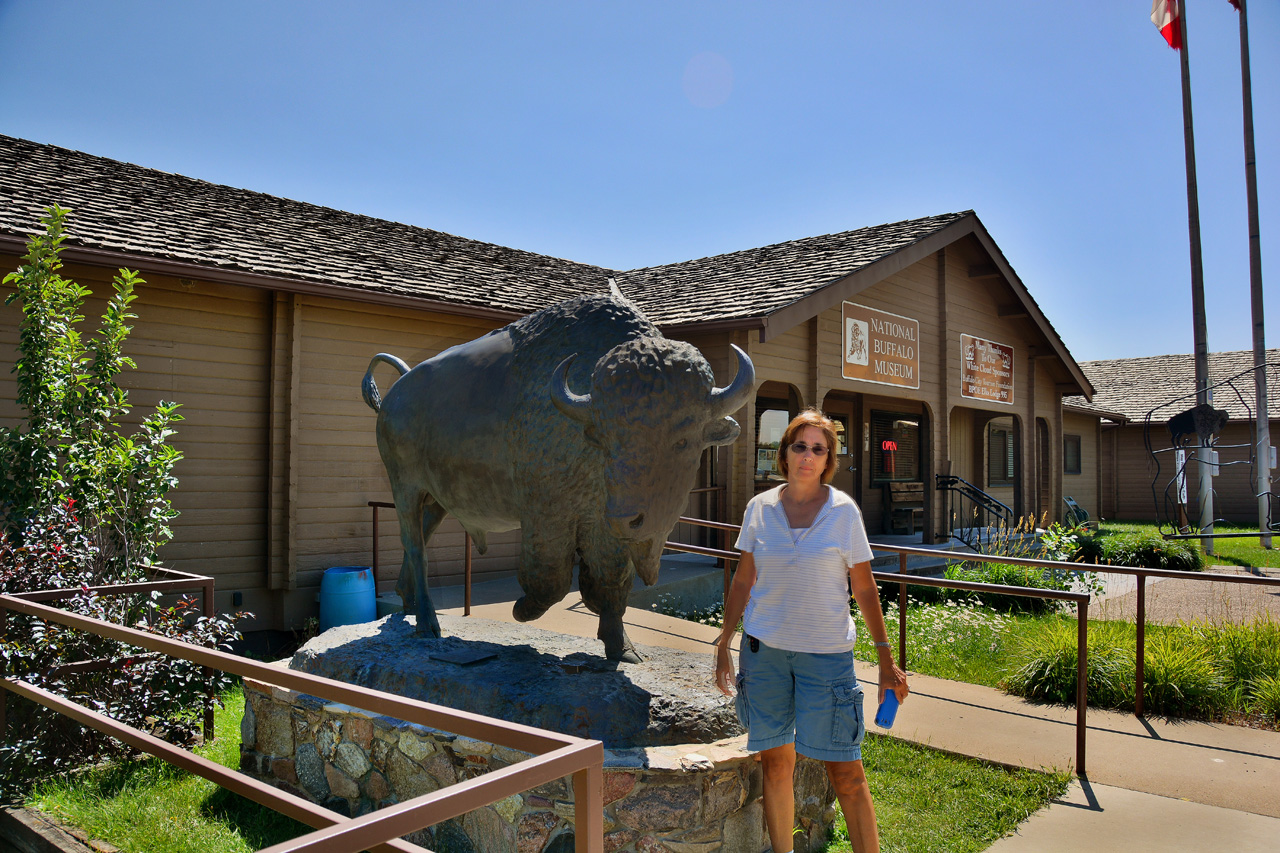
{"left": 882, "top": 482, "right": 925, "bottom": 535}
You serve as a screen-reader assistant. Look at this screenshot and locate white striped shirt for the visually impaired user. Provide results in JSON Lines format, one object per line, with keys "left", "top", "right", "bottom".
{"left": 734, "top": 484, "right": 873, "bottom": 654}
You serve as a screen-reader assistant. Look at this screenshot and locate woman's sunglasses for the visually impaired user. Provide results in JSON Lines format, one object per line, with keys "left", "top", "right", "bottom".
{"left": 788, "top": 442, "right": 829, "bottom": 457}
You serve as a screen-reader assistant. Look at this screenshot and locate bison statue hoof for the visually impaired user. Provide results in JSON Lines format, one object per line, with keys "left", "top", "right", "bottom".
{"left": 512, "top": 595, "right": 553, "bottom": 623}
{"left": 613, "top": 646, "right": 643, "bottom": 664}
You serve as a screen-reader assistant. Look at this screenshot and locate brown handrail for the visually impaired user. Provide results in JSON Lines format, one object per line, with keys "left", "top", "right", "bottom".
{"left": 0, "top": 593, "right": 604, "bottom": 853}
{"left": 870, "top": 543, "right": 1280, "bottom": 716}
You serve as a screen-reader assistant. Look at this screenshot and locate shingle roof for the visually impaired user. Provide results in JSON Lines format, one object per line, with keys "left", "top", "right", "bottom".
{"left": 1, "top": 135, "right": 981, "bottom": 331}
{"left": 0, "top": 135, "right": 610, "bottom": 315}
{"left": 617, "top": 212, "right": 970, "bottom": 325}
{"left": 1067, "top": 350, "right": 1280, "bottom": 422}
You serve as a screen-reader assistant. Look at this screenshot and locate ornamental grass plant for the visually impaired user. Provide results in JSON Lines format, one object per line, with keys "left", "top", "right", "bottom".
{"left": 1001, "top": 614, "right": 1280, "bottom": 724}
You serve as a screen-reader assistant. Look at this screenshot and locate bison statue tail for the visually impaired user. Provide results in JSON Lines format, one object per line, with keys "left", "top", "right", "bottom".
{"left": 361, "top": 353, "right": 411, "bottom": 412}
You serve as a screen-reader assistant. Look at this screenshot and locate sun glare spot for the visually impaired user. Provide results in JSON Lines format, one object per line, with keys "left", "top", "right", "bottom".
{"left": 682, "top": 51, "right": 733, "bottom": 109}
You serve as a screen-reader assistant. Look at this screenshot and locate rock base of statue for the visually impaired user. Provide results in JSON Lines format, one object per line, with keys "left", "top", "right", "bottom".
{"left": 239, "top": 614, "right": 839, "bottom": 853}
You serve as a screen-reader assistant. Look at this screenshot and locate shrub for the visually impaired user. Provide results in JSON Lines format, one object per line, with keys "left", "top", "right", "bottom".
{"left": 1103, "top": 532, "right": 1204, "bottom": 572}
{"left": 0, "top": 205, "right": 182, "bottom": 579}
{"left": 1191, "top": 617, "right": 1280, "bottom": 706}
{"left": 1039, "top": 523, "right": 1105, "bottom": 564}
{"left": 941, "top": 562, "right": 1069, "bottom": 615}
{"left": 0, "top": 590, "right": 247, "bottom": 790}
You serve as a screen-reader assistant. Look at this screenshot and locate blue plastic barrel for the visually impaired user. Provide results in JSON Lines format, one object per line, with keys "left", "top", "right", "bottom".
{"left": 318, "top": 566, "right": 376, "bottom": 631}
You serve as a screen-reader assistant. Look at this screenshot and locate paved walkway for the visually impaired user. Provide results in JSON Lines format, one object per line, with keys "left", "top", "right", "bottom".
{"left": 409, "top": 560, "right": 1280, "bottom": 852}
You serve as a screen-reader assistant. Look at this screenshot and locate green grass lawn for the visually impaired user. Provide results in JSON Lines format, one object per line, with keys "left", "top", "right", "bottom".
{"left": 28, "top": 688, "right": 308, "bottom": 853}
{"left": 26, "top": 685, "right": 1069, "bottom": 853}
{"left": 846, "top": 735, "right": 1069, "bottom": 853}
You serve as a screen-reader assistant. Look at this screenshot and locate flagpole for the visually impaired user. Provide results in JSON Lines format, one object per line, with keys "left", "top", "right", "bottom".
{"left": 1176, "top": 0, "right": 1215, "bottom": 553}
{"left": 1237, "top": 0, "right": 1272, "bottom": 547}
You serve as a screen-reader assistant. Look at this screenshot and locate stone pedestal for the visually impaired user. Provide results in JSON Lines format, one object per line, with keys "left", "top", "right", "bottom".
{"left": 239, "top": 614, "right": 837, "bottom": 852}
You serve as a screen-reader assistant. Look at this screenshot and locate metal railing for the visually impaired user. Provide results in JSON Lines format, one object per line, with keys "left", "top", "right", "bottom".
{"left": 0, "top": 592, "right": 605, "bottom": 853}
{"left": 935, "top": 475, "right": 1013, "bottom": 551}
{"left": 665, "top": 515, "right": 1280, "bottom": 760}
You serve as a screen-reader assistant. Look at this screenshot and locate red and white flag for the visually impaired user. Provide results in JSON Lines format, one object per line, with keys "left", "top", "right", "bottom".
{"left": 1152, "top": 0, "right": 1181, "bottom": 49}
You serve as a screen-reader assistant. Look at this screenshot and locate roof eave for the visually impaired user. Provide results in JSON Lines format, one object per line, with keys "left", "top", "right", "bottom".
{"left": 1063, "top": 402, "right": 1129, "bottom": 424}
{"left": 753, "top": 216, "right": 969, "bottom": 344}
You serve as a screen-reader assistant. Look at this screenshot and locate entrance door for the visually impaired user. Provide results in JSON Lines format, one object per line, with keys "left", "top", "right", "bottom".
{"left": 829, "top": 414, "right": 860, "bottom": 503}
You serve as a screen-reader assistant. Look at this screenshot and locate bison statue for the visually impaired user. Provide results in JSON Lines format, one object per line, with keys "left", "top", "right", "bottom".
{"left": 1167, "top": 402, "right": 1229, "bottom": 447}
{"left": 361, "top": 291, "right": 754, "bottom": 662}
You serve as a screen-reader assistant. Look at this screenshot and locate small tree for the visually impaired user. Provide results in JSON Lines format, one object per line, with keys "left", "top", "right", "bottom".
{"left": 0, "top": 207, "right": 242, "bottom": 792}
{"left": 1, "top": 205, "right": 183, "bottom": 583}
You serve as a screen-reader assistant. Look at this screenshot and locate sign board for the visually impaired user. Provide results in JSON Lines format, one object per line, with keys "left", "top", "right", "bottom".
{"left": 960, "top": 334, "right": 1015, "bottom": 404}
{"left": 842, "top": 302, "right": 920, "bottom": 389}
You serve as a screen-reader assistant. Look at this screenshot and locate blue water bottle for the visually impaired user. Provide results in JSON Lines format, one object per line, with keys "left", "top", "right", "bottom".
{"left": 875, "top": 690, "right": 899, "bottom": 729}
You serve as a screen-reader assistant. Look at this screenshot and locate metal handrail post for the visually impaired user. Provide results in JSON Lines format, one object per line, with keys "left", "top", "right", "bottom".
{"left": 898, "top": 552, "right": 908, "bottom": 670}
{"left": 1077, "top": 601, "right": 1088, "bottom": 776}
{"left": 464, "top": 532, "right": 472, "bottom": 617}
{"left": 722, "top": 528, "right": 731, "bottom": 602}
{"left": 372, "top": 503, "right": 379, "bottom": 579}
{"left": 1136, "top": 573, "right": 1147, "bottom": 717}
{"left": 202, "top": 574, "right": 216, "bottom": 742}
{"left": 573, "top": 761, "right": 605, "bottom": 853}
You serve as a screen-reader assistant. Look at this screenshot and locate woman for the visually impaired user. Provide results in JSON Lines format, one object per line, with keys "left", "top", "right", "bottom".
{"left": 714, "top": 409, "right": 908, "bottom": 853}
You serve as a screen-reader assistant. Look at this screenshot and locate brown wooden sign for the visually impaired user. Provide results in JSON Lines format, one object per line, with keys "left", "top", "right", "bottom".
{"left": 842, "top": 302, "right": 920, "bottom": 389}
{"left": 960, "top": 333, "right": 1015, "bottom": 404}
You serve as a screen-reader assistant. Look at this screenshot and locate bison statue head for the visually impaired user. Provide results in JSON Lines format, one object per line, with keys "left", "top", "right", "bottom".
{"left": 550, "top": 338, "right": 753, "bottom": 546}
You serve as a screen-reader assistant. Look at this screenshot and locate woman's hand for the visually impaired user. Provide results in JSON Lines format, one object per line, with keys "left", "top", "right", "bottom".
{"left": 879, "top": 659, "right": 909, "bottom": 705}
{"left": 714, "top": 642, "right": 736, "bottom": 696}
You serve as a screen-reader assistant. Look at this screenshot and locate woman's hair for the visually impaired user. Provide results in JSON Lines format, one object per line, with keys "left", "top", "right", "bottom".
{"left": 777, "top": 408, "right": 839, "bottom": 484}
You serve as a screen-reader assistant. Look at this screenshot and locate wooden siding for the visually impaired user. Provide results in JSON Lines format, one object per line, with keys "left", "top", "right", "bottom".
{"left": 2, "top": 258, "right": 272, "bottom": 611}
{"left": 287, "top": 296, "right": 518, "bottom": 615}
{"left": 1062, "top": 411, "right": 1099, "bottom": 524}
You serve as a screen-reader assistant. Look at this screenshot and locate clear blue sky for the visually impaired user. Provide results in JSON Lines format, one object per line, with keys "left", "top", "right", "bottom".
{"left": 1, "top": 1, "right": 1275, "bottom": 362}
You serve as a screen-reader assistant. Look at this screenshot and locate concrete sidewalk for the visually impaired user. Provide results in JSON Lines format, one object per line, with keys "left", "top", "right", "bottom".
{"left": 413, "top": 561, "right": 1280, "bottom": 851}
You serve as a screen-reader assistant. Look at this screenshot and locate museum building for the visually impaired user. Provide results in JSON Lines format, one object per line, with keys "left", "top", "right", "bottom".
{"left": 1, "top": 135, "right": 1099, "bottom": 630}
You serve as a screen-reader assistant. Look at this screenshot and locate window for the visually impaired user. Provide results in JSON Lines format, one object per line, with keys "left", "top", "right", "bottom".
{"left": 987, "top": 423, "right": 1015, "bottom": 487}
{"left": 755, "top": 404, "right": 790, "bottom": 479}
{"left": 1064, "top": 434, "right": 1082, "bottom": 475}
{"left": 829, "top": 415, "right": 849, "bottom": 456}
{"left": 870, "top": 411, "right": 920, "bottom": 482}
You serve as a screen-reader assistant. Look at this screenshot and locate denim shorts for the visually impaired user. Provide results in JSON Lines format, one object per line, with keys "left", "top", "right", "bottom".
{"left": 734, "top": 636, "right": 866, "bottom": 762}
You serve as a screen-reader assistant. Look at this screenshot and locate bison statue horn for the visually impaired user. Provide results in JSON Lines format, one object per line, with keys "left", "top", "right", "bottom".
{"left": 551, "top": 343, "right": 754, "bottom": 425}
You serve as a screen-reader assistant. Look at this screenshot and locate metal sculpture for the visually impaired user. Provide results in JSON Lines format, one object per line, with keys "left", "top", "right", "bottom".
{"left": 361, "top": 291, "right": 754, "bottom": 661}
